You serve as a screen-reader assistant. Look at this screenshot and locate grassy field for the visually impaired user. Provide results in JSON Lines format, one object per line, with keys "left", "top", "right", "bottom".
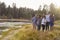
{"left": 0, "top": 27, "right": 20, "bottom": 40}
{"left": 1, "top": 21, "right": 60, "bottom": 40}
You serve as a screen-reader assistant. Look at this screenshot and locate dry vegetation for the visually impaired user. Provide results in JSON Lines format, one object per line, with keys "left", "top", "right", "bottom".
{"left": 1, "top": 21, "right": 60, "bottom": 40}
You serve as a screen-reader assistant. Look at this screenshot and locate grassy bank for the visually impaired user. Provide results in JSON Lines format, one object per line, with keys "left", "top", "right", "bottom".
{"left": 9, "top": 24, "right": 60, "bottom": 40}
{"left": 0, "top": 27, "right": 20, "bottom": 40}
{"left": 1, "top": 21, "right": 60, "bottom": 40}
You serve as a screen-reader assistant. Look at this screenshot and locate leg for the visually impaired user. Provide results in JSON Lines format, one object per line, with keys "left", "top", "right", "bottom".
{"left": 33, "top": 24, "right": 36, "bottom": 30}
{"left": 48, "top": 22, "right": 50, "bottom": 30}
{"left": 46, "top": 22, "right": 49, "bottom": 31}
{"left": 42, "top": 25, "right": 45, "bottom": 31}
{"left": 50, "top": 23, "right": 54, "bottom": 30}
{"left": 46, "top": 22, "right": 48, "bottom": 30}
{"left": 47, "top": 23, "right": 49, "bottom": 30}
{"left": 37, "top": 25, "right": 41, "bottom": 31}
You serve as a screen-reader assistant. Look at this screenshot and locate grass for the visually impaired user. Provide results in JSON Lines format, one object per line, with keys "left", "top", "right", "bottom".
{"left": 9, "top": 23, "right": 60, "bottom": 40}
{"left": 1, "top": 21, "right": 60, "bottom": 40}
{"left": 55, "top": 20, "right": 60, "bottom": 25}
{"left": 0, "top": 27, "right": 20, "bottom": 40}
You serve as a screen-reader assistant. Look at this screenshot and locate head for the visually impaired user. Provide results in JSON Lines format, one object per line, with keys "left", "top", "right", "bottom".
{"left": 50, "top": 13, "right": 54, "bottom": 17}
{"left": 42, "top": 15, "right": 46, "bottom": 19}
{"left": 32, "top": 14, "right": 37, "bottom": 17}
{"left": 38, "top": 15, "right": 41, "bottom": 18}
{"left": 34, "top": 14, "right": 38, "bottom": 18}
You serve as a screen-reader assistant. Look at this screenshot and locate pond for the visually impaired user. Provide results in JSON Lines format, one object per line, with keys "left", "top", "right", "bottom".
{"left": 0, "top": 22, "right": 31, "bottom": 27}
{"left": 0, "top": 22, "right": 31, "bottom": 35}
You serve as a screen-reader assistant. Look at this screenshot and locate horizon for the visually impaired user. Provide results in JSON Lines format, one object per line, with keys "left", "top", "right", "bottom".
{"left": 0, "top": 0, "right": 60, "bottom": 10}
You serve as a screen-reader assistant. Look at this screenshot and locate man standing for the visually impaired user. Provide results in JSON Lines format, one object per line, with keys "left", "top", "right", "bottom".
{"left": 45, "top": 12, "right": 50, "bottom": 31}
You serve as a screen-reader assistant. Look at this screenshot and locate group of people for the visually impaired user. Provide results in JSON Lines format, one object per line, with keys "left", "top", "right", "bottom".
{"left": 32, "top": 12, "right": 55, "bottom": 31}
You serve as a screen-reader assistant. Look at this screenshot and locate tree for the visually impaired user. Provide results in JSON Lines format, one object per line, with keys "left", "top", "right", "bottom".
{"left": 6, "top": 5, "right": 13, "bottom": 18}
{"left": 38, "top": 5, "right": 42, "bottom": 15}
{"left": 0, "top": 2, "right": 6, "bottom": 16}
{"left": 12, "top": 3, "right": 18, "bottom": 18}
{"left": 42, "top": 4, "right": 48, "bottom": 14}
{"left": 50, "top": 3, "right": 56, "bottom": 14}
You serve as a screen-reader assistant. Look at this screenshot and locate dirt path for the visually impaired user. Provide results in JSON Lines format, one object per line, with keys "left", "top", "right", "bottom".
{"left": 1, "top": 29, "right": 21, "bottom": 40}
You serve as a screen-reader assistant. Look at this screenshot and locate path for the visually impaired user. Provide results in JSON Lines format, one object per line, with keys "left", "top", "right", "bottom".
{"left": 1, "top": 28, "right": 21, "bottom": 40}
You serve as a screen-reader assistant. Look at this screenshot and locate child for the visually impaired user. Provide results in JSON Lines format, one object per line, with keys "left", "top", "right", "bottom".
{"left": 36, "top": 15, "right": 42, "bottom": 31}
{"left": 41, "top": 16, "right": 46, "bottom": 31}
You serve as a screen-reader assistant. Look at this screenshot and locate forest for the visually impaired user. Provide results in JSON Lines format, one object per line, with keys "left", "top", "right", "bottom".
{"left": 0, "top": 2, "right": 60, "bottom": 20}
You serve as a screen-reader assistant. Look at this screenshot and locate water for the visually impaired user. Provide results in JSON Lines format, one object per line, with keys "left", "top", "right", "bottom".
{"left": 0, "top": 22, "right": 31, "bottom": 36}
{"left": 0, "top": 22, "right": 31, "bottom": 27}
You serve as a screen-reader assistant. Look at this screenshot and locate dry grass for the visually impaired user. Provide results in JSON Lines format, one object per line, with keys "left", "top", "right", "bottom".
{"left": 1, "top": 27, "right": 20, "bottom": 40}
{"left": 9, "top": 23, "right": 60, "bottom": 40}
{"left": 1, "top": 21, "right": 60, "bottom": 40}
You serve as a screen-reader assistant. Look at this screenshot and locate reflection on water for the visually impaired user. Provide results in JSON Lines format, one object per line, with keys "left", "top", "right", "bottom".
{"left": 0, "top": 22, "right": 31, "bottom": 27}
{"left": 0, "top": 22, "right": 31, "bottom": 32}
{"left": 0, "top": 22, "right": 31, "bottom": 37}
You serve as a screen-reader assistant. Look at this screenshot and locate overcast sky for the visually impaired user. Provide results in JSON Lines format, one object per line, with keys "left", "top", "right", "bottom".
{"left": 0, "top": 0, "right": 60, "bottom": 10}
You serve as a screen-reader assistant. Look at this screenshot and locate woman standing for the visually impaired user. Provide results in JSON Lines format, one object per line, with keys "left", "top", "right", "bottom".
{"left": 36, "top": 15, "right": 42, "bottom": 31}
{"left": 41, "top": 16, "right": 46, "bottom": 31}
{"left": 50, "top": 14, "right": 55, "bottom": 30}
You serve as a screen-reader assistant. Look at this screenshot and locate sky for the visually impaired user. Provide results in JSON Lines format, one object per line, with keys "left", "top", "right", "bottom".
{"left": 0, "top": 0, "right": 60, "bottom": 10}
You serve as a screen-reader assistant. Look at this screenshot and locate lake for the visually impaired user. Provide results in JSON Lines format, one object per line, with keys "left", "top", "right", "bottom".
{"left": 0, "top": 22, "right": 31, "bottom": 35}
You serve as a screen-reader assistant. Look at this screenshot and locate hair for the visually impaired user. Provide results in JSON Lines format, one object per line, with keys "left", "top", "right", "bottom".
{"left": 50, "top": 13, "right": 54, "bottom": 17}
{"left": 32, "top": 13, "right": 38, "bottom": 16}
{"left": 42, "top": 15, "right": 46, "bottom": 18}
{"left": 39, "top": 15, "right": 41, "bottom": 17}
{"left": 32, "top": 14, "right": 35, "bottom": 17}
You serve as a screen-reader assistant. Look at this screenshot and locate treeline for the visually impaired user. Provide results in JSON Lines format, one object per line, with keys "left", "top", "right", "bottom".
{"left": 0, "top": 2, "right": 60, "bottom": 20}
